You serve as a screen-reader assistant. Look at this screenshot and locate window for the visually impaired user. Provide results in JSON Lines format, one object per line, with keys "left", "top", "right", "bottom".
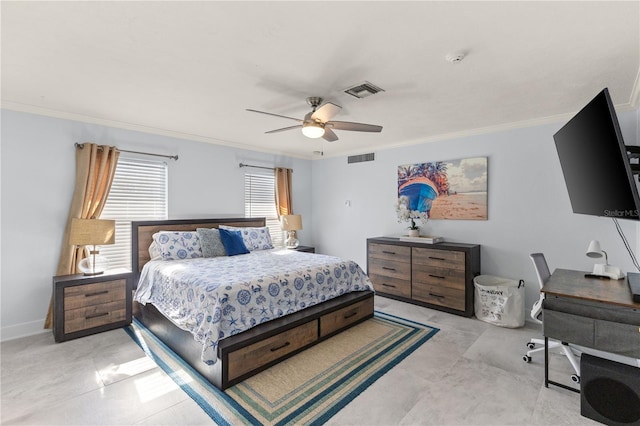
{"left": 244, "top": 173, "right": 283, "bottom": 247}
{"left": 100, "top": 157, "right": 168, "bottom": 270}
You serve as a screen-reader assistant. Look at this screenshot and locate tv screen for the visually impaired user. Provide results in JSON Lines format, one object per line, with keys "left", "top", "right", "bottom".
{"left": 554, "top": 88, "right": 640, "bottom": 220}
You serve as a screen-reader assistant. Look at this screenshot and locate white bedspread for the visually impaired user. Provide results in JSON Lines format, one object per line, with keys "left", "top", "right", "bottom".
{"left": 134, "top": 249, "right": 373, "bottom": 364}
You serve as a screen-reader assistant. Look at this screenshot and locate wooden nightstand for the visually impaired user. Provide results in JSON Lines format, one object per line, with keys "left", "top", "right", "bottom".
{"left": 53, "top": 269, "right": 133, "bottom": 342}
{"left": 293, "top": 245, "right": 315, "bottom": 253}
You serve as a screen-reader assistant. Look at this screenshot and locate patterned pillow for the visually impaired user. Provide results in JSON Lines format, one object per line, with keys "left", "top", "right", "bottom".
{"left": 196, "top": 228, "right": 227, "bottom": 257}
{"left": 219, "top": 228, "right": 250, "bottom": 256}
{"left": 152, "top": 231, "right": 203, "bottom": 260}
{"left": 219, "top": 225, "right": 274, "bottom": 251}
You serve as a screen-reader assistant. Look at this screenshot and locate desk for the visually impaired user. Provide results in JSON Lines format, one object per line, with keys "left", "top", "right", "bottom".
{"left": 541, "top": 269, "right": 640, "bottom": 391}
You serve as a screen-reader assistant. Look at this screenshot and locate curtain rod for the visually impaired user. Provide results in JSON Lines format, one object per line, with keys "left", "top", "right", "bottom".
{"left": 239, "top": 162, "right": 274, "bottom": 171}
{"left": 75, "top": 143, "right": 178, "bottom": 161}
{"left": 239, "top": 162, "right": 293, "bottom": 173}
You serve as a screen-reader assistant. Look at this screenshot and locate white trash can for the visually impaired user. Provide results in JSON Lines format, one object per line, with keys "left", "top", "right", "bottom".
{"left": 474, "top": 275, "right": 525, "bottom": 328}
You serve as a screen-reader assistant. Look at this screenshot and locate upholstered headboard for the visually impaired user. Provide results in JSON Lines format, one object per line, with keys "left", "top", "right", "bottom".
{"left": 131, "top": 217, "right": 266, "bottom": 275}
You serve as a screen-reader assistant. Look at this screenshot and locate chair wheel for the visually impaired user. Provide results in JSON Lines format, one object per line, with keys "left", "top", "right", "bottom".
{"left": 526, "top": 342, "right": 535, "bottom": 349}
{"left": 523, "top": 355, "right": 532, "bottom": 363}
{"left": 571, "top": 374, "right": 580, "bottom": 384}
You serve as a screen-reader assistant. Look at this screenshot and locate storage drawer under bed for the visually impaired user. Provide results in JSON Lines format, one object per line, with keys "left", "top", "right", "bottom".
{"left": 320, "top": 296, "right": 375, "bottom": 337}
{"left": 227, "top": 320, "right": 318, "bottom": 381}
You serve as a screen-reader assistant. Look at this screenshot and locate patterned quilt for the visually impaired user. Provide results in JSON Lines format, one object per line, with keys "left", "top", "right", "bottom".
{"left": 134, "top": 249, "right": 373, "bottom": 364}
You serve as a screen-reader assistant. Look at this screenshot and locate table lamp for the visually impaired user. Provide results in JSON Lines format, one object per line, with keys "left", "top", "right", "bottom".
{"left": 585, "top": 239, "right": 624, "bottom": 280}
{"left": 281, "top": 214, "right": 302, "bottom": 249}
{"left": 69, "top": 218, "right": 115, "bottom": 275}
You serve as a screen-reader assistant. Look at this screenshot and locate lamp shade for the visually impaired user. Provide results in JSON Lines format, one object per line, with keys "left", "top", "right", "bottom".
{"left": 281, "top": 214, "right": 302, "bottom": 231}
{"left": 586, "top": 240, "right": 603, "bottom": 259}
{"left": 69, "top": 218, "right": 116, "bottom": 246}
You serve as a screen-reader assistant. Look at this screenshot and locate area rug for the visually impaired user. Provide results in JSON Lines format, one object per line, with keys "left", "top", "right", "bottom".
{"left": 125, "top": 311, "right": 439, "bottom": 426}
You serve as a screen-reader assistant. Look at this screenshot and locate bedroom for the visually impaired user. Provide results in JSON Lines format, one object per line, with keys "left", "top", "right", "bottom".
{"left": 2, "top": 1, "right": 640, "bottom": 424}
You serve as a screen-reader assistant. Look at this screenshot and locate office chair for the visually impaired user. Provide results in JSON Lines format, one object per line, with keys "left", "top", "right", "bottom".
{"left": 523, "top": 253, "right": 581, "bottom": 383}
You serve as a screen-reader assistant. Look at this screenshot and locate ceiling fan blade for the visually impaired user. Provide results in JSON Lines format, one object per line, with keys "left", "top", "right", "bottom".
{"left": 246, "top": 109, "right": 302, "bottom": 123}
{"left": 322, "top": 128, "right": 339, "bottom": 142}
{"left": 265, "top": 125, "right": 303, "bottom": 134}
{"left": 311, "top": 102, "right": 342, "bottom": 123}
{"left": 327, "top": 121, "right": 383, "bottom": 133}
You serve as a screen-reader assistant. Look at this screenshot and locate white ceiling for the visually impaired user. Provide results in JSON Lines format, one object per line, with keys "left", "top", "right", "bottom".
{"left": 2, "top": 1, "right": 639, "bottom": 159}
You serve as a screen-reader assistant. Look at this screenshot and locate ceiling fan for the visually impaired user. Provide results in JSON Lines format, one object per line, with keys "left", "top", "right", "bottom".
{"left": 246, "top": 97, "right": 382, "bottom": 142}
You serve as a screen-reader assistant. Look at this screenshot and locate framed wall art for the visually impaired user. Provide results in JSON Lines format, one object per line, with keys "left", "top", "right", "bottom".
{"left": 398, "top": 156, "right": 488, "bottom": 220}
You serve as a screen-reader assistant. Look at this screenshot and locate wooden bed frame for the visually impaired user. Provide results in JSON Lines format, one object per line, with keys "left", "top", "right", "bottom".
{"left": 131, "top": 217, "right": 374, "bottom": 390}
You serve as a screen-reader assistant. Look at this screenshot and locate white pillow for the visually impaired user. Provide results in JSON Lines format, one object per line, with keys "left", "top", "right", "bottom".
{"left": 219, "top": 225, "right": 274, "bottom": 251}
{"left": 148, "top": 241, "right": 162, "bottom": 260}
{"left": 152, "top": 231, "right": 203, "bottom": 260}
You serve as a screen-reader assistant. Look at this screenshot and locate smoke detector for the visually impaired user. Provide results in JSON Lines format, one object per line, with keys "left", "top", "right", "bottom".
{"left": 445, "top": 52, "right": 465, "bottom": 63}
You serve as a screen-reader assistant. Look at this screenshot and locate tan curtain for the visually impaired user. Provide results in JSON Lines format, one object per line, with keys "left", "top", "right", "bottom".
{"left": 274, "top": 167, "right": 293, "bottom": 219}
{"left": 44, "top": 143, "right": 120, "bottom": 328}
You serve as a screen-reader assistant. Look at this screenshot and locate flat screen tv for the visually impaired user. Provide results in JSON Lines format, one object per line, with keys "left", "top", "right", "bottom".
{"left": 554, "top": 88, "right": 640, "bottom": 220}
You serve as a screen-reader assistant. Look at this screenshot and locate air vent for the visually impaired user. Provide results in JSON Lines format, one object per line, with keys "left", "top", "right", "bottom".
{"left": 344, "top": 81, "right": 384, "bottom": 99}
{"left": 348, "top": 153, "right": 375, "bottom": 164}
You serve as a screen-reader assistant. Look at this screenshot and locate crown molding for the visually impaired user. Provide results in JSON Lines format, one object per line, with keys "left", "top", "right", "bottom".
{"left": 3, "top": 98, "right": 638, "bottom": 162}
{"left": 0, "top": 101, "right": 313, "bottom": 160}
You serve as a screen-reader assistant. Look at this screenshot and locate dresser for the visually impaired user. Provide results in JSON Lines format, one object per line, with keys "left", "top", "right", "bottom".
{"left": 53, "top": 269, "right": 133, "bottom": 342}
{"left": 367, "top": 237, "right": 481, "bottom": 317}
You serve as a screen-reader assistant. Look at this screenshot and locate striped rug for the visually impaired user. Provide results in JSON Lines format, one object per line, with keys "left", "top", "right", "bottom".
{"left": 125, "top": 311, "right": 439, "bottom": 426}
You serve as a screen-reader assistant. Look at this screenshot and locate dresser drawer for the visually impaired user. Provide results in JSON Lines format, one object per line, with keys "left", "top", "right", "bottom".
{"left": 368, "top": 257, "right": 411, "bottom": 280}
{"left": 64, "top": 301, "right": 127, "bottom": 334}
{"left": 412, "top": 282, "right": 466, "bottom": 311}
{"left": 227, "top": 320, "right": 318, "bottom": 381}
{"left": 64, "top": 279, "right": 127, "bottom": 310}
{"left": 412, "top": 266, "right": 465, "bottom": 290}
{"left": 320, "top": 296, "right": 374, "bottom": 337}
{"left": 413, "top": 248, "right": 465, "bottom": 270}
{"left": 369, "top": 243, "right": 411, "bottom": 262}
{"left": 369, "top": 273, "right": 411, "bottom": 298}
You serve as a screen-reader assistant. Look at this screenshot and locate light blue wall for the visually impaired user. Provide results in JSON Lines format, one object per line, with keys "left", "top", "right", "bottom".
{"left": 0, "top": 110, "right": 312, "bottom": 339}
{"left": 310, "top": 109, "right": 640, "bottom": 312}
{"left": 2, "top": 106, "right": 638, "bottom": 339}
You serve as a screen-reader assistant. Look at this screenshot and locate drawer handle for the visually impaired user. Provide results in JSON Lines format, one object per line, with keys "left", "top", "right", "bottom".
{"left": 343, "top": 311, "right": 358, "bottom": 319}
{"left": 428, "top": 256, "right": 446, "bottom": 261}
{"left": 382, "top": 267, "right": 396, "bottom": 271}
{"left": 429, "top": 274, "right": 446, "bottom": 279}
{"left": 429, "top": 292, "right": 445, "bottom": 299}
{"left": 85, "top": 290, "right": 109, "bottom": 297}
{"left": 85, "top": 312, "right": 109, "bottom": 320}
{"left": 382, "top": 283, "right": 397, "bottom": 288}
{"left": 382, "top": 251, "right": 396, "bottom": 255}
{"left": 270, "top": 341, "right": 291, "bottom": 352}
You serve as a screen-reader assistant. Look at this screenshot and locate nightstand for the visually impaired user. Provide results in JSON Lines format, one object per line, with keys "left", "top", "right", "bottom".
{"left": 53, "top": 268, "right": 133, "bottom": 342}
{"left": 293, "top": 245, "right": 315, "bottom": 253}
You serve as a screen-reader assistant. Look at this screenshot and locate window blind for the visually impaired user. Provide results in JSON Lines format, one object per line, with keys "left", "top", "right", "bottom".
{"left": 100, "top": 157, "right": 168, "bottom": 270}
{"left": 244, "top": 173, "right": 284, "bottom": 247}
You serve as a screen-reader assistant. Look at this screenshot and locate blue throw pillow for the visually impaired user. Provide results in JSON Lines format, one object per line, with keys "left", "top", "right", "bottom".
{"left": 219, "top": 228, "right": 250, "bottom": 256}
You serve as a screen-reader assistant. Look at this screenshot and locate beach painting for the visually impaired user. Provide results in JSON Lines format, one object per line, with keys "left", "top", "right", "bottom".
{"left": 398, "top": 157, "right": 488, "bottom": 220}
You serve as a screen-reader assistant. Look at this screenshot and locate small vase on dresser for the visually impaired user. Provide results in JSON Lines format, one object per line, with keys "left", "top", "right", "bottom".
{"left": 408, "top": 229, "right": 420, "bottom": 237}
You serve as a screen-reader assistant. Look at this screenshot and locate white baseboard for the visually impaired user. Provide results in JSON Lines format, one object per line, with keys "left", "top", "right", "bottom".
{"left": 1, "top": 319, "right": 50, "bottom": 342}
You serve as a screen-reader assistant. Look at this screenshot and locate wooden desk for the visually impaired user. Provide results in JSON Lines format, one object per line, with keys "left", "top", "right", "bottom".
{"left": 541, "top": 269, "right": 640, "bottom": 391}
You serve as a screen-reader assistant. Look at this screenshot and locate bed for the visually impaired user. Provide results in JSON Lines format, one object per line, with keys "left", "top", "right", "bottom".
{"left": 131, "top": 217, "right": 374, "bottom": 390}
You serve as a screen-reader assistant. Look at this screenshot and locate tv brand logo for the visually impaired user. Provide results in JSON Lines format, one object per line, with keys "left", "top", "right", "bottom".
{"left": 604, "top": 209, "right": 639, "bottom": 217}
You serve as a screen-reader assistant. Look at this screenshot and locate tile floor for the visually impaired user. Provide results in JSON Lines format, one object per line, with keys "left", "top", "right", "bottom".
{"left": 1, "top": 296, "right": 598, "bottom": 425}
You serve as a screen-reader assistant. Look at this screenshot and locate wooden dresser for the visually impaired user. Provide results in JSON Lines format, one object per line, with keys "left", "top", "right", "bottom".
{"left": 367, "top": 237, "right": 481, "bottom": 317}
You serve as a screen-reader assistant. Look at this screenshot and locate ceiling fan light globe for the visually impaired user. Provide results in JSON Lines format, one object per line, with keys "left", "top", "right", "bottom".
{"left": 302, "top": 122, "right": 325, "bottom": 138}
